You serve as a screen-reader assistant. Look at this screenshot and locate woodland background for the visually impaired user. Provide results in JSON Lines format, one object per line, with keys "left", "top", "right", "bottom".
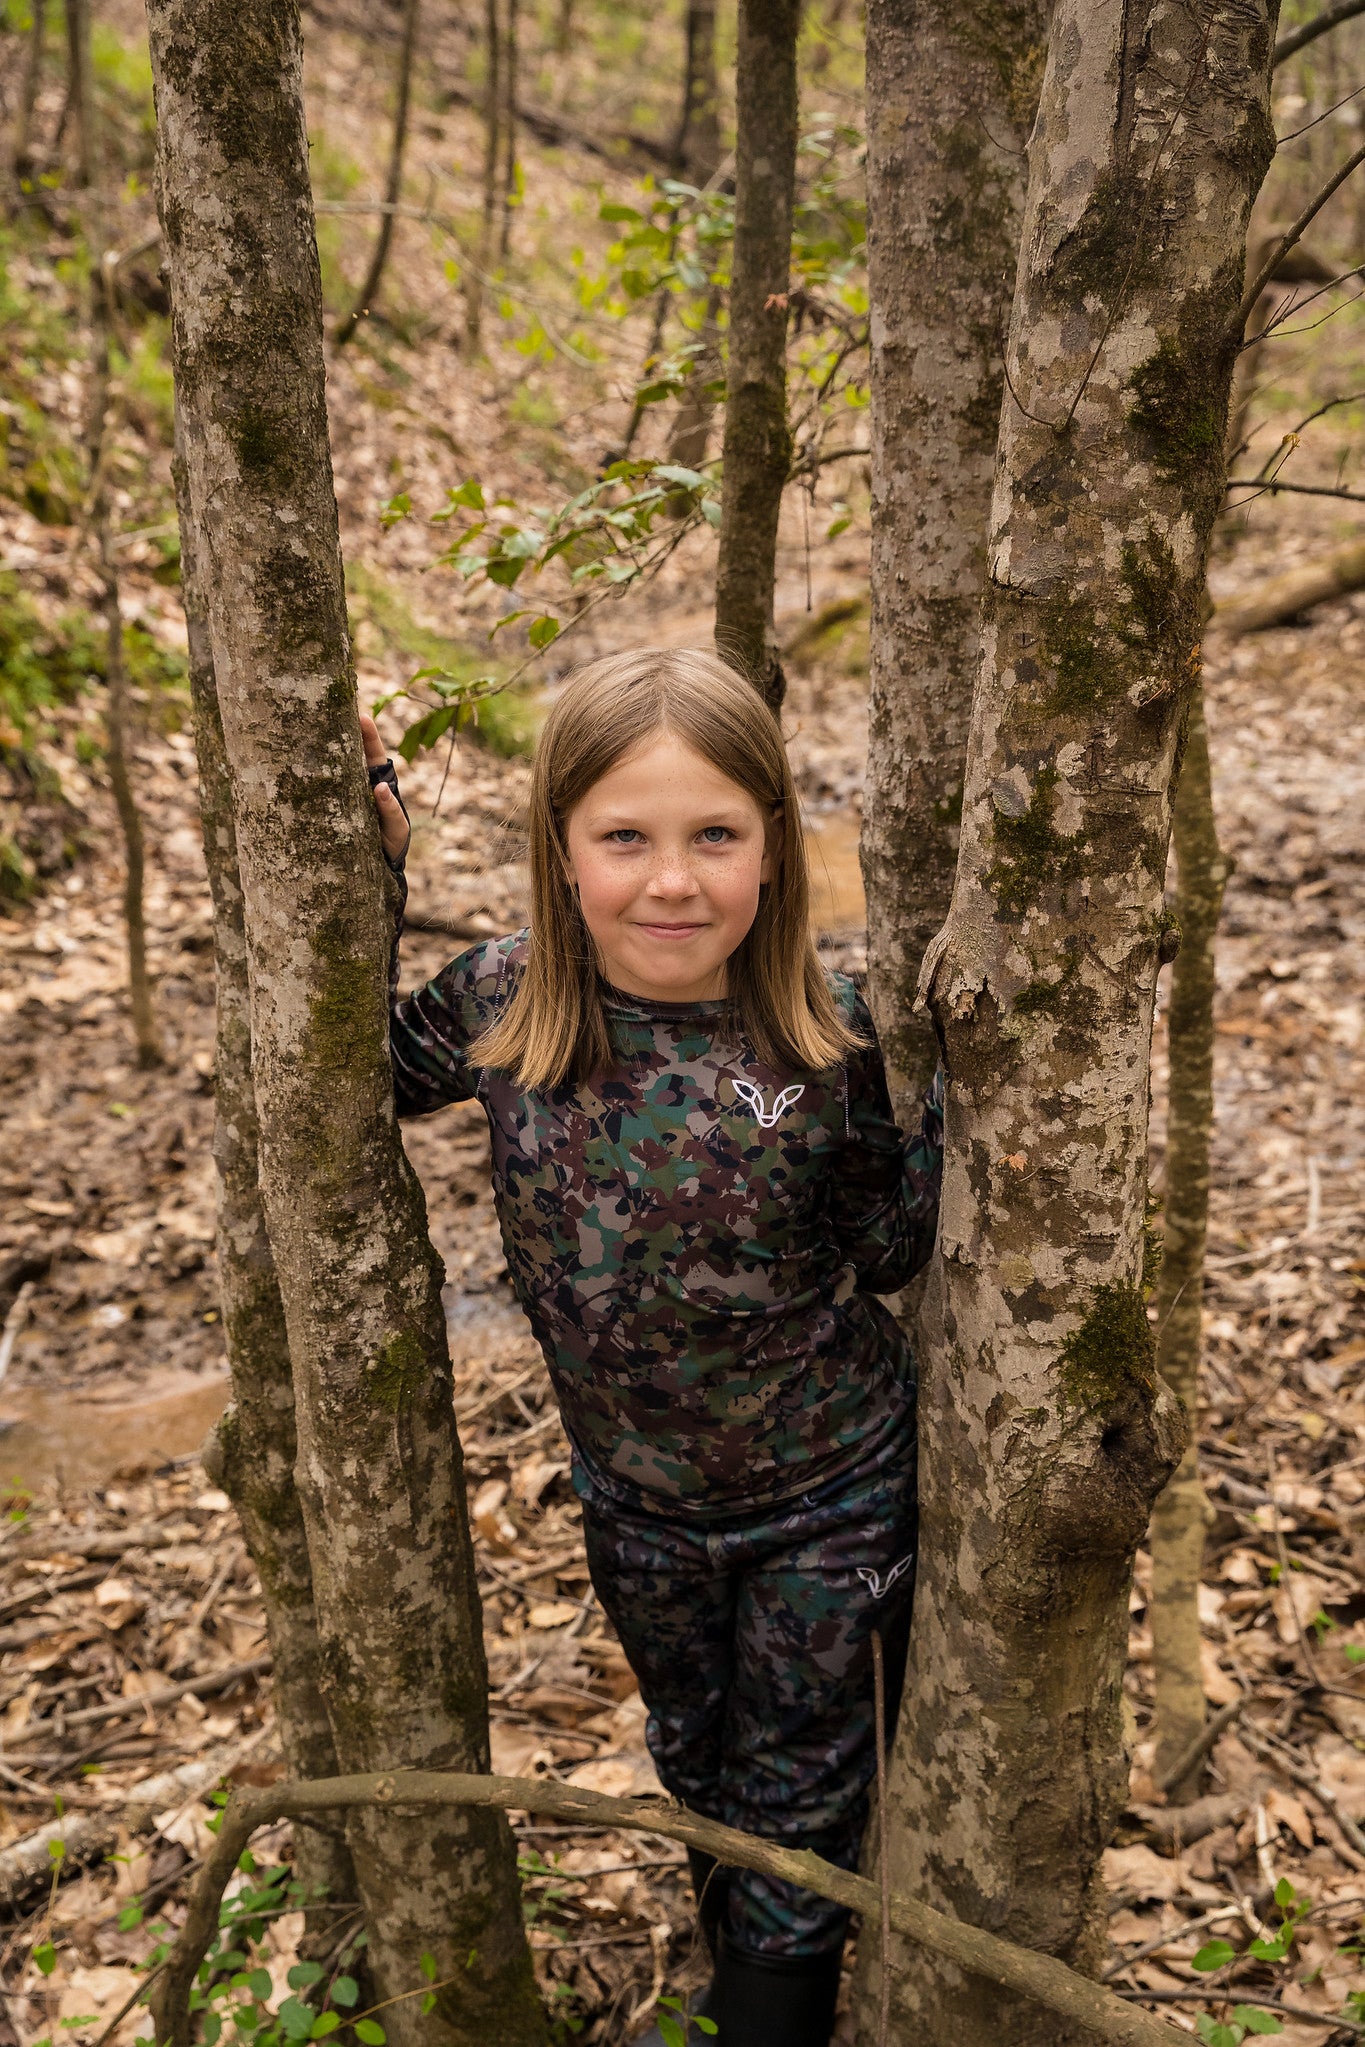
{"left": 0, "top": 0, "right": 1363, "bottom": 2043}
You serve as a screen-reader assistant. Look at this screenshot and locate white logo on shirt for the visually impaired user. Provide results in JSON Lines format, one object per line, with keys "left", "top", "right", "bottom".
{"left": 856, "top": 1554, "right": 915, "bottom": 1601}
{"left": 731, "top": 1080, "right": 805, "bottom": 1129}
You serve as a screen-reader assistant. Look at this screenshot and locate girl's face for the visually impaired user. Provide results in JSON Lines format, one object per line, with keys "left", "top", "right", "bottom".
{"left": 564, "top": 731, "right": 775, "bottom": 1003}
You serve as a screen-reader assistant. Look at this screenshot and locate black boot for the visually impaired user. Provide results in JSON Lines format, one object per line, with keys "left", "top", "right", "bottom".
{"left": 708, "top": 1929, "right": 844, "bottom": 2047}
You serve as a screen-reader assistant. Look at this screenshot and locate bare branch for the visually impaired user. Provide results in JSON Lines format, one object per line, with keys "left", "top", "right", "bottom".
{"left": 1238, "top": 140, "right": 1365, "bottom": 323}
{"left": 1274, "top": 0, "right": 1365, "bottom": 66}
{"left": 149, "top": 1770, "right": 1199, "bottom": 2047}
{"left": 1225, "top": 474, "right": 1365, "bottom": 503}
{"left": 334, "top": 0, "right": 421, "bottom": 345}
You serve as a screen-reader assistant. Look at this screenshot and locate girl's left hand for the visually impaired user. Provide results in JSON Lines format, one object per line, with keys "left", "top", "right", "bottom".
{"left": 361, "top": 714, "right": 411, "bottom": 864}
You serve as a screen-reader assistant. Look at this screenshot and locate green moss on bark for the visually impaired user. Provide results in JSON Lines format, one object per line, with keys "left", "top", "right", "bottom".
{"left": 987, "top": 762, "right": 1085, "bottom": 917}
{"left": 1058, "top": 1281, "right": 1157, "bottom": 1414}
{"left": 367, "top": 1325, "right": 427, "bottom": 1411}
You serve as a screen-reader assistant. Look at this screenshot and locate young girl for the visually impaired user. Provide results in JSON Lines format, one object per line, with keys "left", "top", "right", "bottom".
{"left": 367, "top": 649, "right": 942, "bottom": 2047}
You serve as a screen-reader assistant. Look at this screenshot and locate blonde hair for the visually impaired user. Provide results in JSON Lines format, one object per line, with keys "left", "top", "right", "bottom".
{"left": 472, "top": 648, "right": 861, "bottom": 1089}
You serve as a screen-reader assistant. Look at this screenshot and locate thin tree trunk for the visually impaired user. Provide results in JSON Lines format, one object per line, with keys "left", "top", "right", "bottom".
{"left": 868, "top": 7, "right": 1277, "bottom": 2043}
{"left": 498, "top": 0, "right": 517, "bottom": 261}
{"left": 333, "top": 0, "right": 421, "bottom": 347}
{"left": 714, "top": 0, "right": 799, "bottom": 710}
{"left": 174, "top": 430, "right": 359, "bottom": 1924}
{"left": 858, "top": 0, "right": 1046, "bottom": 1125}
{"left": 672, "top": 0, "right": 720, "bottom": 181}
{"left": 147, "top": 6, "right": 546, "bottom": 2041}
{"left": 467, "top": 0, "right": 501, "bottom": 346}
{"left": 74, "top": 0, "right": 160, "bottom": 1070}
{"left": 1149, "top": 690, "right": 1228, "bottom": 1802}
{"left": 63, "top": 0, "right": 89, "bottom": 187}
{"left": 12, "top": 0, "right": 47, "bottom": 188}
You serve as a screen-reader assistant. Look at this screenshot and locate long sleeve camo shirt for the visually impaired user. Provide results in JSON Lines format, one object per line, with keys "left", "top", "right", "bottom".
{"left": 389, "top": 928, "right": 943, "bottom": 1519}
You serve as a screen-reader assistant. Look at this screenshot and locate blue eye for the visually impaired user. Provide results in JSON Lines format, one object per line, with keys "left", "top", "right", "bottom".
{"left": 607, "top": 828, "right": 643, "bottom": 844}
{"left": 699, "top": 826, "right": 734, "bottom": 844}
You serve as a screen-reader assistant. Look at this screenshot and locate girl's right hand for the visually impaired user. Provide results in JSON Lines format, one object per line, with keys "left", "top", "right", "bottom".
{"left": 361, "top": 713, "right": 411, "bottom": 864}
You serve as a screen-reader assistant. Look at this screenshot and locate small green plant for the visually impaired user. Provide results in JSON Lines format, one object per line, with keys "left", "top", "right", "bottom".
{"left": 653, "top": 1993, "right": 718, "bottom": 2046}
{"left": 1187, "top": 1879, "right": 1317, "bottom": 2045}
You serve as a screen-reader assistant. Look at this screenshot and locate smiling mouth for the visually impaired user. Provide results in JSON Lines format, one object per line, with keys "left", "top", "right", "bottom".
{"left": 634, "top": 921, "right": 709, "bottom": 939}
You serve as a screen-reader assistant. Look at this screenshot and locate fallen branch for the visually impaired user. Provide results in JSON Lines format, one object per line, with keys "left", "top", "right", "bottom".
{"left": 150, "top": 1770, "right": 1196, "bottom": 2047}
{"left": 0, "top": 1744, "right": 243, "bottom": 1909}
{"left": 7, "top": 1655, "right": 271, "bottom": 1746}
{"left": 1209, "top": 535, "right": 1365, "bottom": 635}
{"left": 2, "top": 1522, "right": 187, "bottom": 1562}
{"left": 1154, "top": 1698, "right": 1246, "bottom": 1796}
{"left": 1133, "top": 1789, "right": 1249, "bottom": 1852}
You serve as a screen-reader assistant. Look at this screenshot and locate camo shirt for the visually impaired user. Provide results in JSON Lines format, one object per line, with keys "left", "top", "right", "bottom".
{"left": 390, "top": 930, "right": 943, "bottom": 1518}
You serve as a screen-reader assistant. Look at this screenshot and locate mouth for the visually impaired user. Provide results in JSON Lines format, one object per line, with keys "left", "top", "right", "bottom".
{"left": 633, "top": 921, "right": 709, "bottom": 941}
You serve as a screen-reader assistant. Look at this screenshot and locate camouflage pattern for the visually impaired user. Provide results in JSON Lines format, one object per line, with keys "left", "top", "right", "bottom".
{"left": 578, "top": 1424, "right": 917, "bottom": 1955}
{"left": 390, "top": 930, "right": 943, "bottom": 1517}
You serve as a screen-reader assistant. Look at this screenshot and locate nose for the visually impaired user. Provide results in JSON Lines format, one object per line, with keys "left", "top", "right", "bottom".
{"left": 646, "top": 850, "right": 699, "bottom": 901}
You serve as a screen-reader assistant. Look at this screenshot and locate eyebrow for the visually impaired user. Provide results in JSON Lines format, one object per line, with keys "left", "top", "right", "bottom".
{"left": 588, "top": 807, "right": 755, "bottom": 830}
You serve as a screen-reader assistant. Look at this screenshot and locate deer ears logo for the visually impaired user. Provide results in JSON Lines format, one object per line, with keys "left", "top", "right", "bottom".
{"left": 730, "top": 1080, "right": 805, "bottom": 1129}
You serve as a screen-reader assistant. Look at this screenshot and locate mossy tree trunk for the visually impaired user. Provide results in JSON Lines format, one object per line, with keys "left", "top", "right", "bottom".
{"left": 665, "top": 0, "right": 723, "bottom": 484}
{"left": 498, "top": 0, "right": 518, "bottom": 261}
{"left": 713, "top": 0, "right": 799, "bottom": 710}
{"left": 333, "top": 0, "right": 421, "bottom": 348}
{"left": 866, "top": 7, "right": 1277, "bottom": 2043}
{"left": 63, "top": 0, "right": 90, "bottom": 186}
{"left": 858, "top": 0, "right": 1046, "bottom": 1120}
{"left": 147, "top": 6, "right": 546, "bottom": 2041}
{"left": 174, "top": 433, "right": 359, "bottom": 1927}
{"left": 1149, "top": 687, "right": 1229, "bottom": 1800}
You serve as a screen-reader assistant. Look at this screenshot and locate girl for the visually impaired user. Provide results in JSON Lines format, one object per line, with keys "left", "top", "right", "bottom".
{"left": 367, "top": 649, "right": 942, "bottom": 2047}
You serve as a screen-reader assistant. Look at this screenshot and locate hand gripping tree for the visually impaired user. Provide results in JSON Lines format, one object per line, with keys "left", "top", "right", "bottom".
{"left": 861, "top": 4, "right": 1280, "bottom": 2042}
{"left": 145, "top": 3, "right": 546, "bottom": 2041}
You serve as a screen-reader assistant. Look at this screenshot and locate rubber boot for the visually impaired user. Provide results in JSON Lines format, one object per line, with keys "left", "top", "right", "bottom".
{"left": 707, "top": 1928, "right": 844, "bottom": 2047}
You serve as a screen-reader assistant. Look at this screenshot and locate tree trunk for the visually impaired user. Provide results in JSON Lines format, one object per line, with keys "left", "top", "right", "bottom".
{"left": 11, "top": 0, "right": 47, "bottom": 189}
{"left": 74, "top": 0, "right": 160, "bottom": 1070}
{"left": 333, "top": 0, "right": 421, "bottom": 347}
{"left": 498, "top": 0, "right": 517, "bottom": 262}
{"left": 865, "top": 7, "right": 1276, "bottom": 2043}
{"left": 174, "top": 433, "right": 360, "bottom": 1924}
{"left": 63, "top": 0, "right": 89, "bottom": 186}
{"left": 858, "top": 0, "right": 1046, "bottom": 1119}
{"left": 672, "top": 0, "right": 720, "bottom": 181}
{"left": 467, "top": 0, "right": 500, "bottom": 347}
{"left": 147, "top": 6, "right": 546, "bottom": 2042}
{"left": 714, "top": 0, "right": 799, "bottom": 710}
{"left": 1149, "top": 688, "right": 1228, "bottom": 1802}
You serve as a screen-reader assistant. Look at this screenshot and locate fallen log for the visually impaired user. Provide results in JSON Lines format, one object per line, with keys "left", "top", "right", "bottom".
{"left": 7, "top": 1654, "right": 271, "bottom": 1746}
{"left": 1211, "top": 535, "right": 1365, "bottom": 636}
{"left": 0, "top": 1744, "right": 244, "bottom": 1909}
{"left": 152, "top": 1768, "right": 1196, "bottom": 2047}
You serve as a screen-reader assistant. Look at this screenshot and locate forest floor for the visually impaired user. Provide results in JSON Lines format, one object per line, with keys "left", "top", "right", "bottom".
{"left": 1, "top": 1, "right": 1365, "bottom": 2042}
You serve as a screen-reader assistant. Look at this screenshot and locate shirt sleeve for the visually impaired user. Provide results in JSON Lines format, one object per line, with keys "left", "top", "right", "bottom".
{"left": 390, "top": 931, "right": 525, "bottom": 1117}
{"left": 829, "top": 988, "right": 944, "bottom": 1293}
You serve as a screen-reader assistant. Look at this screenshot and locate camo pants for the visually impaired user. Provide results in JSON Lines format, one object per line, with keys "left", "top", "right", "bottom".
{"left": 577, "top": 1420, "right": 917, "bottom": 1957}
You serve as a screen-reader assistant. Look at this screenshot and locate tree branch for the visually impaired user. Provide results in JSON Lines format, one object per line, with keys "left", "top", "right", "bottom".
{"left": 1274, "top": 0, "right": 1365, "bottom": 66}
{"left": 1238, "top": 140, "right": 1365, "bottom": 324}
{"left": 1224, "top": 474, "right": 1365, "bottom": 503}
{"left": 149, "top": 1770, "right": 1197, "bottom": 2047}
{"left": 333, "top": 0, "right": 420, "bottom": 345}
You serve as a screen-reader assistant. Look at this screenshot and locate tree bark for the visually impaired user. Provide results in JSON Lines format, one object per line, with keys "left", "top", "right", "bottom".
{"left": 672, "top": 0, "right": 721, "bottom": 181}
{"left": 62, "top": 0, "right": 90, "bottom": 186}
{"left": 498, "top": 0, "right": 517, "bottom": 262}
{"left": 865, "top": 6, "right": 1277, "bottom": 2043}
{"left": 1149, "top": 688, "right": 1229, "bottom": 1801}
{"left": 859, "top": 0, "right": 1047, "bottom": 1122}
{"left": 466, "top": 0, "right": 501, "bottom": 347}
{"left": 333, "top": 0, "right": 421, "bottom": 347}
{"left": 147, "top": 6, "right": 546, "bottom": 2042}
{"left": 175, "top": 435, "right": 359, "bottom": 1921}
{"left": 714, "top": 0, "right": 800, "bottom": 710}
{"left": 11, "top": 0, "right": 46, "bottom": 189}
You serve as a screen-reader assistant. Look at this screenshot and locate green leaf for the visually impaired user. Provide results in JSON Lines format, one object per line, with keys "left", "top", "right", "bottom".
{"left": 449, "top": 479, "right": 486, "bottom": 511}
{"left": 309, "top": 2015, "right": 340, "bottom": 2038}
{"left": 330, "top": 1979, "right": 359, "bottom": 2010}
{"left": 484, "top": 555, "right": 526, "bottom": 588}
{"left": 528, "top": 615, "right": 560, "bottom": 649}
{"left": 651, "top": 465, "right": 706, "bottom": 490}
{"left": 1273, "top": 1878, "right": 1297, "bottom": 1911}
{"left": 1194, "top": 2019, "right": 1240, "bottom": 2047}
{"left": 634, "top": 379, "right": 682, "bottom": 405}
{"left": 1344, "top": 1643, "right": 1365, "bottom": 1663}
{"left": 419, "top": 1953, "right": 438, "bottom": 1983}
{"left": 288, "top": 1964, "right": 324, "bottom": 1991}
{"left": 353, "top": 2023, "right": 387, "bottom": 2044}
{"left": 33, "top": 1940, "right": 57, "bottom": 1976}
{"left": 489, "top": 608, "right": 531, "bottom": 637}
{"left": 246, "top": 1968, "right": 273, "bottom": 2000}
{"left": 694, "top": 2020, "right": 718, "bottom": 2037}
{"left": 598, "top": 202, "right": 642, "bottom": 224}
{"left": 826, "top": 515, "right": 851, "bottom": 539}
{"left": 420, "top": 1995, "right": 436, "bottom": 2016}
{"left": 203, "top": 2015, "right": 223, "bottom": 2046}
{"left": 118, "top": 1903, "right": 144, "bottom": 1931}
{"left": 701, "top": 498, "right": 723, "bottom": 528}
{"left": 1193, "top": 1939, "right": 1237, "bottom": 1972}
{"left": 48, "top": 1838, "right": 66, "bottom": 1862}
{"left": 379, "top": 493, "right": 411, "bottom": 530}
{"left": 657, "top": 2020, "right": 684, "bottom": 2047}
{"left": 1231, "top": 2009, "right": 1283, "bottom": 2035}
{"left": 397, "top": 705, "right": 457, "bottom": 762}
{"left": 1249, "top": 1935, "right": 1290, "bottom": 1963}
{"left": 277, "top": 1997, "right": 315, "bottom": 2041}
